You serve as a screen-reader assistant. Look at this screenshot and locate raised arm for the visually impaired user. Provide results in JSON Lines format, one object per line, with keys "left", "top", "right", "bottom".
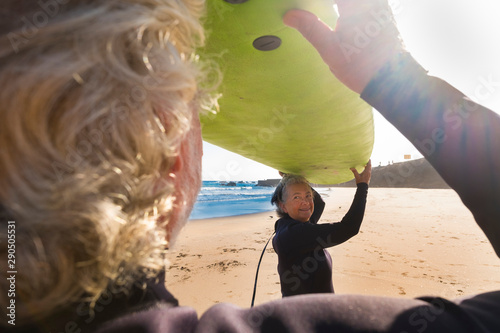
{"left": 276, "top": 162, "right": 371, "bottom": 252}
{"left": 283, "top": 0, "right": 500, "bottom": 256}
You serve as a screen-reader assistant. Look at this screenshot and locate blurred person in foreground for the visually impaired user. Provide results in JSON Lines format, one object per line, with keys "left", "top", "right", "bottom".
{"left": 1, "top": 0, "right": 500, "bottom": 332}
{"left": 271, "top": 163, "right": 370, "bottom": 297}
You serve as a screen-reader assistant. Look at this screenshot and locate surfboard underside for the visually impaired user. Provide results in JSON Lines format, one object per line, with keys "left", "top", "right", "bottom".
{"left": 200, "top": 0, "right": 374, "bottom": 184}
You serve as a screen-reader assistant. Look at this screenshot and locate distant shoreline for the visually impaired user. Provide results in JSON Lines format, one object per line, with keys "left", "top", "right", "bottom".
{"left": 189, "top": 181, "right": 274, "bottom": 220}
{"left": 193, "top": 158, "right": 449, "bottom": 220}
{"left": 254, "top": 158, "right": 450, "bottom": 190}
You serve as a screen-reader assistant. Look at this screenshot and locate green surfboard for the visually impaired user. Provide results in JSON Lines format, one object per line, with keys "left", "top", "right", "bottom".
{"left": 200, "top": 0, "right": 373, "bottom": 184}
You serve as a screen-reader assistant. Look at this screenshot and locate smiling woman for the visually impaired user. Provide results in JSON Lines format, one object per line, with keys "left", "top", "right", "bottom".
{"left": 272, "top": 175, "right": 315, "bottom": 222}
{"left": 279, "top": 183, "right": 315, "bottom": 222}
{"left": 270, "top": 164, "right": 371, "bottom": 297}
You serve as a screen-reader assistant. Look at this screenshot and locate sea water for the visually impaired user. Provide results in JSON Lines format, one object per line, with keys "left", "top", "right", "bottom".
{"left": 189, "top": 181, "right": 276, "bottom": 220}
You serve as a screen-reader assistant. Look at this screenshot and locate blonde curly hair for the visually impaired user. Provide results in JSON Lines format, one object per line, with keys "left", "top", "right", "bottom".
{"left": 0, "top": 0, "right": 215, "bottom": 323}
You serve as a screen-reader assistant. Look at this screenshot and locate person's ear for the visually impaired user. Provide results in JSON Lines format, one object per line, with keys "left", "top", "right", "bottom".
{"left": 171, "top": 154, "right": 182, "bottom": 174}
{"left": 279, "top": 201, "right": 288, "bottom": 214}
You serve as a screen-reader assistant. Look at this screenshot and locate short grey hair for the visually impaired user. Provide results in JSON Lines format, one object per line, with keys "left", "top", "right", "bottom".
{"left": 271, "top": 174, "right": 311, "bottom": 218}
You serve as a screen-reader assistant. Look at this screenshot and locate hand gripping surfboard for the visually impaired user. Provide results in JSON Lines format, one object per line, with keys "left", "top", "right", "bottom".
{"left": 200, "top": 0, "right": 374, "bottom": 184}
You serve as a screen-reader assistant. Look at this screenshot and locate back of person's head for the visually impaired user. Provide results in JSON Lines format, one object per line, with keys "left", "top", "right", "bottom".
{"left": 271, "top": 174, "right": 311, "bottom": 218}
{"left": 0, "top": 0, "right": 213, "bottom": 324}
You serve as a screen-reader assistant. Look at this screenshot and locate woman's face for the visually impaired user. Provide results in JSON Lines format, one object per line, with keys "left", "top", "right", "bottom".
{"left": 280, "top": 183, "right": 314, "bottom": 222}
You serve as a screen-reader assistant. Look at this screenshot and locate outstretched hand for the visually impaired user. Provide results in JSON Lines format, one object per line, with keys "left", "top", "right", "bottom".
{"left": 283, "top": 0, "right": 404, "bottom": 94}
{"left": 351, "top": 159, "right": 372, "bottom": 185}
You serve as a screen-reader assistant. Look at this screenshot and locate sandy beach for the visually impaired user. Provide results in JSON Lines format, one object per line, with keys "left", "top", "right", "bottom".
{"left": 165, "top": 187, "right": 500, "bottom": 314}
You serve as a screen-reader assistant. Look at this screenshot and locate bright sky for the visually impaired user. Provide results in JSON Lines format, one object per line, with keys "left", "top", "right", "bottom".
{"left": 202, "top": 0, "right": 500, "bottom": 181}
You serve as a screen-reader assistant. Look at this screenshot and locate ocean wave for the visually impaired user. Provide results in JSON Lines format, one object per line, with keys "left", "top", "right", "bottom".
{"left": 189, "top": 181, "right": 275, "bottom": 219}
{"left": 197, "top": 195, "right": 270, "bottom": 203}
{"left": 200, "top": 186, "right": 255, "bottom": 191}
{"left": 198, "top": 190, "right": 272, "bottom": 196}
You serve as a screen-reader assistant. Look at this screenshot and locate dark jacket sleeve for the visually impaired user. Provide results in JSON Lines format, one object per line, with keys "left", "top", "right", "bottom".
{"left": 195, "top": 291, "right": 500, "bottom": 333}
{"left": 276, "top": 183, "right": 368, "bottom": 254}
{"left": 360, "top": 52, "right": 500, "bottom": 256}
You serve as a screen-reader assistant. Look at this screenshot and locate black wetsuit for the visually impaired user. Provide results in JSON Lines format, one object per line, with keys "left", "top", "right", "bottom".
{"left": 273, "top": 183, "right": 368, "bottom": 297}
